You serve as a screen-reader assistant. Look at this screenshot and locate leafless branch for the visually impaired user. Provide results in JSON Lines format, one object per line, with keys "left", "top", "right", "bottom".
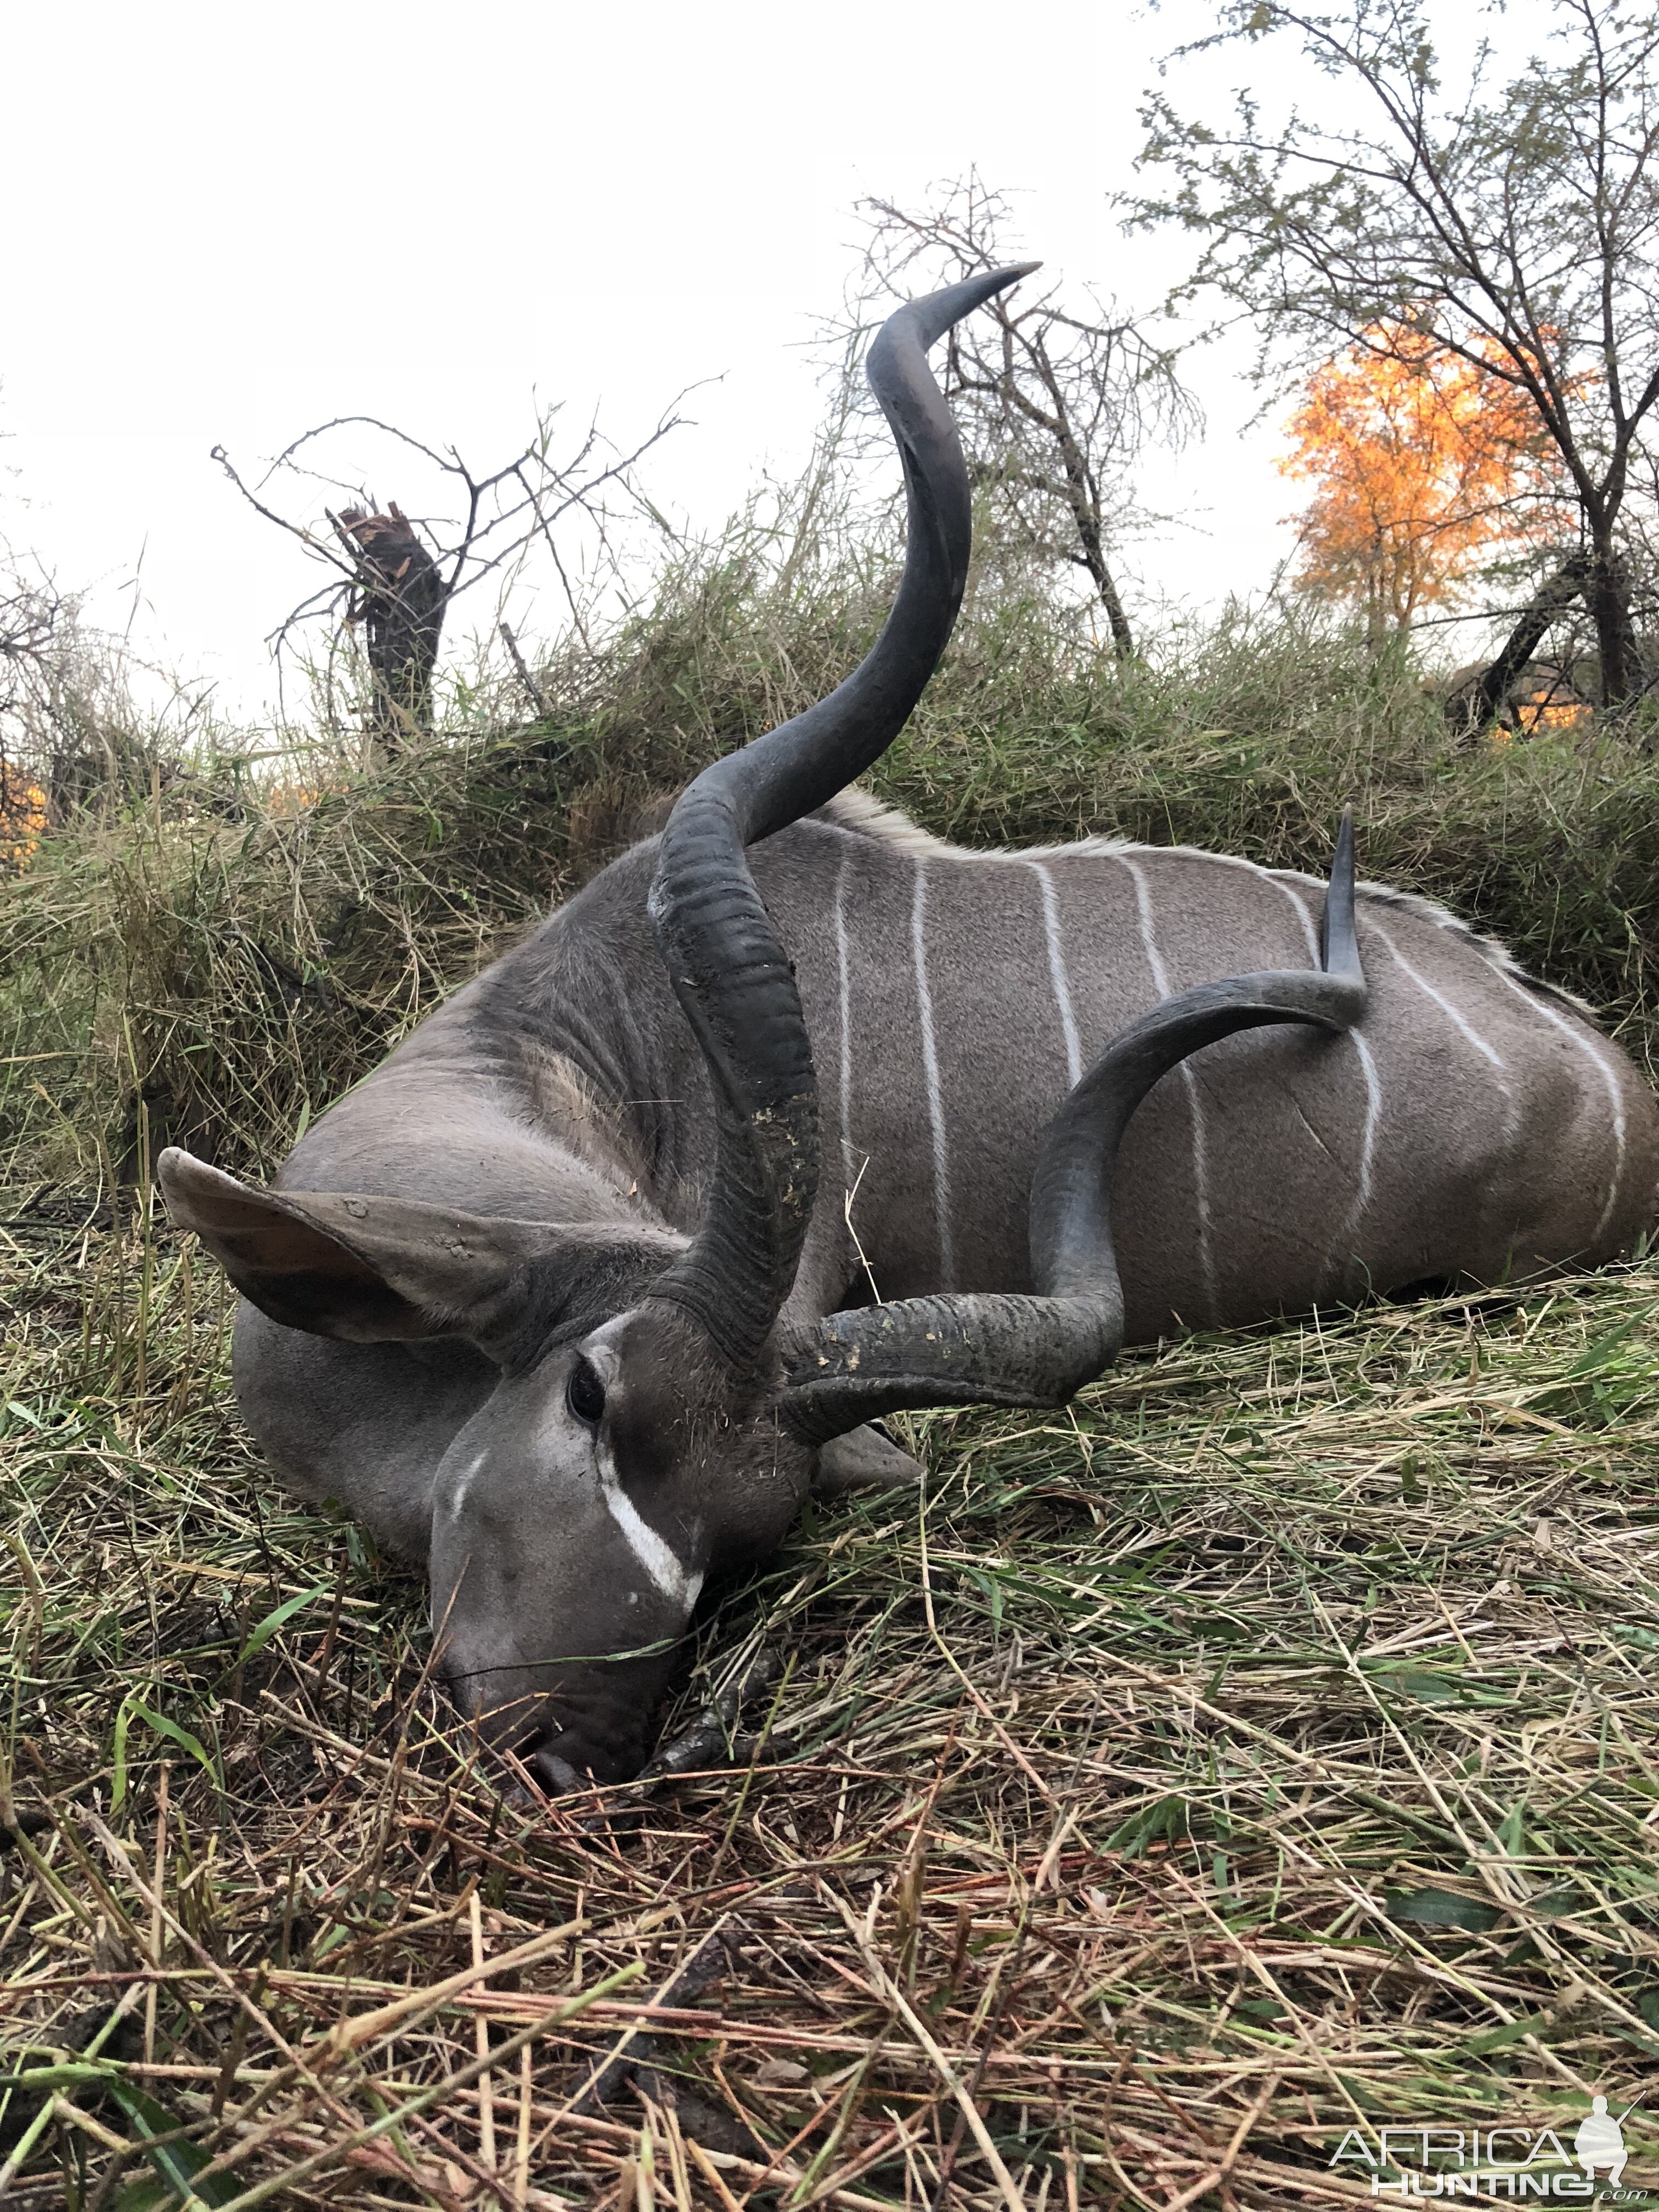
{"left": 828, "top": 174, "right": 1198, "bottom": 659}
{"left": 215, "top": 388, "right": 693, "bottom": 747}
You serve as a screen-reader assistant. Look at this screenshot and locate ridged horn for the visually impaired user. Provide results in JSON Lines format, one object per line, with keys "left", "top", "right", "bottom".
{"left": 643, "top": 264, "right": 1040, "bottom": 1375}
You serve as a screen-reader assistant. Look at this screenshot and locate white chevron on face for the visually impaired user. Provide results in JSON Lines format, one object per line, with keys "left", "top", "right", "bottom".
{"left": 597, "top": 1439, "right": 703, "bottom": 1611}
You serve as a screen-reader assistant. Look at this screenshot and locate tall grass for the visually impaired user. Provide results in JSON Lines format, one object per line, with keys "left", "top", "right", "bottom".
{"left": 3, "top": 539, "right": 1658, "bottom": 1191}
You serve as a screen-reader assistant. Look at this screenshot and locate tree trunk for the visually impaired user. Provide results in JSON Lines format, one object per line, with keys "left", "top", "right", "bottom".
{"left": 1446, "top": 556, "right": 1589, "bottom": 738}
{"left": 1093, "top": 556, "right": 1135, "bottom": 661}
{"left": 1044, "top": 415, "right": 1135, "bottom": 659}
{"left": 1587, "top": 540, "right": 1639, "bottom": 712}
{"left": 334, "top": 504, "right": 449, "bottom": 748}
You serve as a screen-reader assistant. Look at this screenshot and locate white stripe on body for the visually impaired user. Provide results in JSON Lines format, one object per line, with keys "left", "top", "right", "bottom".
{"left": 1368, "top": 918, "right": 1510, "bottom": 1073}
{"left": 1271, "top": 872, "right": 1323, "bottom": 962}
{"left": 911, "top": 861, "right": 956, "bottom": 1288}
{"left": 1280, "top": 884, "right": 1381, "bottom": 1296}
{"left": 1026, "top": 860, "right": 1084, "bottom": 1087}
{"left": 1118, "top": 853, "right": 1221, "bottom": 1323}
{"left": 1161, "top": 845, "right": 1338, "bottom": 971}
{"left": 833, "top": 850, "right": 856, "bottom": 1194}
{"left": 1367, "top": 914, "right": 1520, "bottom": 1268}
{"left": 1333, "top": 1031, "right": 1383, "bottom": 1295}
{"left": 1492, "top": 966, "right": 1629, "bottom": 1242}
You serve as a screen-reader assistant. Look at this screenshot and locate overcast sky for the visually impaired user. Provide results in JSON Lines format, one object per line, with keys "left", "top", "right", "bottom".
{"left": 0, "top": 0, "right": 1497, "bottom": 727}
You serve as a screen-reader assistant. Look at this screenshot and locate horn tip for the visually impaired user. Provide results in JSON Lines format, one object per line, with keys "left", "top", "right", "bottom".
{"left": 977, "top": 261, "right": 1042, "bottom": 304}
{"left": 900, "top": 263, "right": 1042, "bottom": 353}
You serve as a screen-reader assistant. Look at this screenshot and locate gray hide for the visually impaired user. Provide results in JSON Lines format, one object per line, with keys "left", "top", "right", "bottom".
{"left": 159, "top": 276, "right": 1659, "bottom": 1791}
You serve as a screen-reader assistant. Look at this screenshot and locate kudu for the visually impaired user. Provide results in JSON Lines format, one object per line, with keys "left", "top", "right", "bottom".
{"left": 160, "top": 268, "right": 1659, "bottom": 1791}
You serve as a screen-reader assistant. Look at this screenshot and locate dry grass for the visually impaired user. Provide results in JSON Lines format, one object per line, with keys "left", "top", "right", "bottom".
{"left": 4, "top": 1184, "right": 1659, "bottom": 2207}
{"left": 5, "top": 570, "right": 1659, "bottom": 2203}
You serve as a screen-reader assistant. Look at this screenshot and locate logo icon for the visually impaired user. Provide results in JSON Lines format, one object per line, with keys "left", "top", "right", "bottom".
{"left": 1576, "top": 2101, "right": 1631, "bottom": 2191}
{"left": 1328, "top": 2109, "right": 1645, "bottom": 2200}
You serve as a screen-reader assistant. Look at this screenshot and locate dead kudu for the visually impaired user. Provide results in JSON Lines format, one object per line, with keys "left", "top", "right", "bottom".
{"left": 160, "top": 270, "right": 1659, "bottom": 1791}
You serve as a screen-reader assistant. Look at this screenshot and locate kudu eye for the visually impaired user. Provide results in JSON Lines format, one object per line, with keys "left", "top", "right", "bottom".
{"left": 566, "top": 1355, "right": 607, "bottom": 1427}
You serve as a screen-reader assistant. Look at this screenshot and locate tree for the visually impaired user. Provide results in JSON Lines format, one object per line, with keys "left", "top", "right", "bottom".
{"left": 0, "top": 763, "right": 45, "bottom": 872}
{"left": 331, "top": 503, "right": 448, "bottom": 738}
{"left": 1280, "top": 323, "right": 1559, "bottom": 635}
{"left": 0, "top": 552, "right": 155, "bottom": 824}
{"left": 1132, "top": 0, "right": 1659, "bottom": 710}
{"left": 839, "top": 176, "right": 1197, "bottom": 659}
{"left": 215, "top": 398, "right": 685, "bottom": 748}
{"left": 0, "top": 555, "right": 69, "bottom": 801}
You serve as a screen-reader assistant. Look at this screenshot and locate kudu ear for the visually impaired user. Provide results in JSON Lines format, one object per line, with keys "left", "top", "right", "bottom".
{"left": 156, "top": 1148, "right": 681, "bottom": 1365}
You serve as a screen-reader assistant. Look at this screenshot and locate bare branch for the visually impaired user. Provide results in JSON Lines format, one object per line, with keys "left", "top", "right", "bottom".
{"left": 827, "top": 173, "right": 1199, "bottom": 659}
{"left": 214, "top": 388, "right": 691, "bottom": 748}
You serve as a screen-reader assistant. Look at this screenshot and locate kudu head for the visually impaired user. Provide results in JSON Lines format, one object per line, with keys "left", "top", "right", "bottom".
{"left": 160, "top": 266, "right": 1367, "bottom": 1792}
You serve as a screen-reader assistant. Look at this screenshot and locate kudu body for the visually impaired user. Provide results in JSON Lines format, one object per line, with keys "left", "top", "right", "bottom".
{"left": 161, "top": 270, "right": 1659, "bottom": 1788}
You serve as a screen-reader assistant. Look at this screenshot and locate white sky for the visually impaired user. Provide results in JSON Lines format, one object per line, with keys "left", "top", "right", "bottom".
{"left": 0, "top": 0, "right": 1506, "bottom": 726}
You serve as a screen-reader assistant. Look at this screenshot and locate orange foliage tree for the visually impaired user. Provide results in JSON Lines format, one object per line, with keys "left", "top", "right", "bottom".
{"left": 0, "top": 771, "right": 47, "bottom": 873}
{"left": 1280, "top": 328, "right": 1556, "bottom": 636}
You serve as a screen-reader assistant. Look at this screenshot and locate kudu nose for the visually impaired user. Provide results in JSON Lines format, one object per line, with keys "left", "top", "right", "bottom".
{"left": 531, "top": 1745, "right": 588, "bottom": 1797}
{"left": 526, "top": 1726, "right": 647, "bottom": 1794}
{"left": 436, "top": 1639, "right": 654, "bottom": 1791}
